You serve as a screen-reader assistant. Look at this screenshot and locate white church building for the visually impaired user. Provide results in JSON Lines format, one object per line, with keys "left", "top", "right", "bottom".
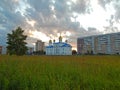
{"left": 46, "top": 36, "right": 72, "bottom": 55}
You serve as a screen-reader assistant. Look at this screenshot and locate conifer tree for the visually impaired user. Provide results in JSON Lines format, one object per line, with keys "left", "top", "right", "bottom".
{"left": 7, "top": 27, "right": 27, "bottom": 55}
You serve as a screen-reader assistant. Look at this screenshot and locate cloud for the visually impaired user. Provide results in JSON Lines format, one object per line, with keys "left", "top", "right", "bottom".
{"left": 27, "top": 0, "right": 52, "bottom": 18}
{"left": 25, "top": 0, "right": 90, "bottom": 34}
{"left": 1, "top": 0, "right": 119, "bottom": 49}
{"left": 0, "top": 0, "right": 29, "bottom": 45}
{"left": 98, "top": 0, "right": 120, "bottom": 20}
{"left": 72, "top": 0, "right": 91, "bottom": 13}
{"left": 98, "top": 0, "right": 120, "bottom": 33}
{"left": 0, "top": 0, "right": 27, "bottom": 30}
{"left": 98, "top": 0, "right": 112, "bottom": 9}
{"left": 113, "top": 1, "right": 120, "bottom": 21}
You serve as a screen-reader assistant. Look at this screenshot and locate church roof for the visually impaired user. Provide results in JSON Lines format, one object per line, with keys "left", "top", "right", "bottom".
{"left": 61, "top": 43, "right": 71, "bottom": 47}
{"left": 46, "top": 42, "right": 71, "bottom": 48}
{"left": 46, "top": 45, "right": 53, "bottom": 48}
{"left": 53, "top": 42, "right": 69, "bottom": 44}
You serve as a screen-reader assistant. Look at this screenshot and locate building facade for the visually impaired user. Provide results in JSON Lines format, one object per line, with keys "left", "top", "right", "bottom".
{"left": 35, "top": 40, "right": 45, "bottom": 51}
{"left": 27, "top": 47, "right": 34, "bottom": 55}
{"left": 46, "top": 36, "right": 72, "bottom": 55}
{"left": 77, "top": 32, "right": 120, "bottom": 54}
{"left": 0, "top": 46, "right": 2, "bottom": 54}
{"left": 0, "top": 46, "right": 7, "bottom": 54}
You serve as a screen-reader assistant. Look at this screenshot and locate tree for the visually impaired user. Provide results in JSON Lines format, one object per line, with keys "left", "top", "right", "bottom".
{"left": 90, "top": 50, "right": 93, "bottom": 55}
{"left": 33, "top": 50, "right": 45, "bottom": 55}
{"left": 72, "top": 50, "right": 77, "bottom": 55}
{"left": 7, "top": 27, "right": 28, "bottom": 55}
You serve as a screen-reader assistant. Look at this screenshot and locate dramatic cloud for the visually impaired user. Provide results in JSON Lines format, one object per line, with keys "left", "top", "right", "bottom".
{"left": 97, "top": 0, "right": 120, "bottom": 34}
{"left": 98, "top": 1, "right": 120, "bottom": 20}
{"left": 98, "top": 0, "right": 112, "bottom": 9}
{"left": 0, "top": 0, "right": 120, "bottom": 50}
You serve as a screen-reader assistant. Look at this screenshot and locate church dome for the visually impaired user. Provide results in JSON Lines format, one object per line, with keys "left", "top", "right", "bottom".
{"left": 65, "top": 40, "right": 68, "bottom": 43}
{"left": 49, "top": 40, "right": 52, "bottom": 45}
{"left": 53, "top": 39, "right": 55, "bottom": 43}
{"left": 59, "top": 36, "right": 62, "bottom": 42}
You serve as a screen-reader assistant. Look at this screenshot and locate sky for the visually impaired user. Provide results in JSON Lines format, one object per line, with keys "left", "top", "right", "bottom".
{"left": 0, "top": 0, "right": 120, "bottom": 50}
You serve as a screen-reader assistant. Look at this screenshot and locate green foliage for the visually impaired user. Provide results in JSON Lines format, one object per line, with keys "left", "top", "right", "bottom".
{"left": 7, "top": 27, "right": 27, "bottom": 55}
{"left": 72, "top": 50, "right": 77, "bottom": 55}
{"left": 33, "top": 50, "right": 45, "bottom": 55}
{"left": 0, "top": 55, "right": 120, "bottom": 90}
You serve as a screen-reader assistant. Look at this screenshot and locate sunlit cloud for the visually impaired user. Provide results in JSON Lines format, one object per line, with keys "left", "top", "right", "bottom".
{"left": 66, "top": 31, "right": 71, "bottom": 36}
{"left": 29, "top": 30, "right": 50, "bottom": 42}
{"left": 13, "top": 0, "right": 19, "bottom": 2}
{"left": 71, "top": 0, "right": 77, "bottom": 4}
{"left": 26, "top": 19, "right": 36, "bottom": 27}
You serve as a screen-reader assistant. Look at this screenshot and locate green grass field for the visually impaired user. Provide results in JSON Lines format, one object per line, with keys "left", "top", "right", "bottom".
{"left": 0, "top": 55, "right": 120, "bottom": 90}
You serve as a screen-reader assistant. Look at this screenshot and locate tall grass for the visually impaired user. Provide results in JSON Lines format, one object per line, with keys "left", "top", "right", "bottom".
{"left": 0, "top": 55, "right": 120, "bottom": 90}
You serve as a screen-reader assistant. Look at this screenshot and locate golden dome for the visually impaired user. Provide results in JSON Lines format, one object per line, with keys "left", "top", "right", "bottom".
{"left": 49, "top": 39, "right": 52, "bottom": 44}
{"left": 59, "top": 36, "right": 62, "bottom": 42}
{"left": 65, "top": 40, "right": 68, "bottom": 43}
{"left": 53, "top": 39, "right": 55, "bottom": 43}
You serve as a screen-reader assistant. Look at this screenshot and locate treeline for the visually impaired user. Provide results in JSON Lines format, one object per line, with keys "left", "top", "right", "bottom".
{"left": 26, "top": 50, "right": 46, "bottom": 55}
{"left": 33, "top": 50, "right": 46, "bottom": 55}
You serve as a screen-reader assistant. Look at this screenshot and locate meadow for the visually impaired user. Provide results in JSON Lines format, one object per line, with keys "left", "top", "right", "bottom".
{"left": 0, "top": 55, "right": 120, "bottom": 90}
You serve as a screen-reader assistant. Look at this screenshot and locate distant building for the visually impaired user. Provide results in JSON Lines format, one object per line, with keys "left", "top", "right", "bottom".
{"left": 46, "top": 36, "right": 72, "bottom": 55}
{"left": 77, "top": 32, "right": 120, "bottom": 54}
{"left": 0, "top": 46, "right": 7, "bottom": 54}
{"left": 2, "top": 46, "right": 7, "bottom": 54}
{"left": 0, "top": 46, "right": 2, "bottom": 54}
{"left": 35, "top": 40, "right": 45, "bottom": 51}
{"left": 27, "top": 47, "right": 34, "bottom": 55}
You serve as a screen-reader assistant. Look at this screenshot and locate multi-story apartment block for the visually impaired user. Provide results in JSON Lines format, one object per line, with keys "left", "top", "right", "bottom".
{"left": 27, "top": 47, "right": 34, "bottom": 54}
{"left": 35, "top": 40, "right": 45, "bottom": 51}
{"left": 0, "top": 46, "right": 7, "bottom": 54}
{"left": 77, "top": 32, "right": 120, "bottom": 54}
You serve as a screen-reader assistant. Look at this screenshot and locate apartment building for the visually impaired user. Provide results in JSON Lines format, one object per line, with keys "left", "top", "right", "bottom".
{"left": 77, "top": 32, "right": 120, "bottom": 54}
{"left": 35, "top": 40, "right": 45, "bottom": 51}
{"left": 0, "top": 46, "right": 7, "bottom": 54}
